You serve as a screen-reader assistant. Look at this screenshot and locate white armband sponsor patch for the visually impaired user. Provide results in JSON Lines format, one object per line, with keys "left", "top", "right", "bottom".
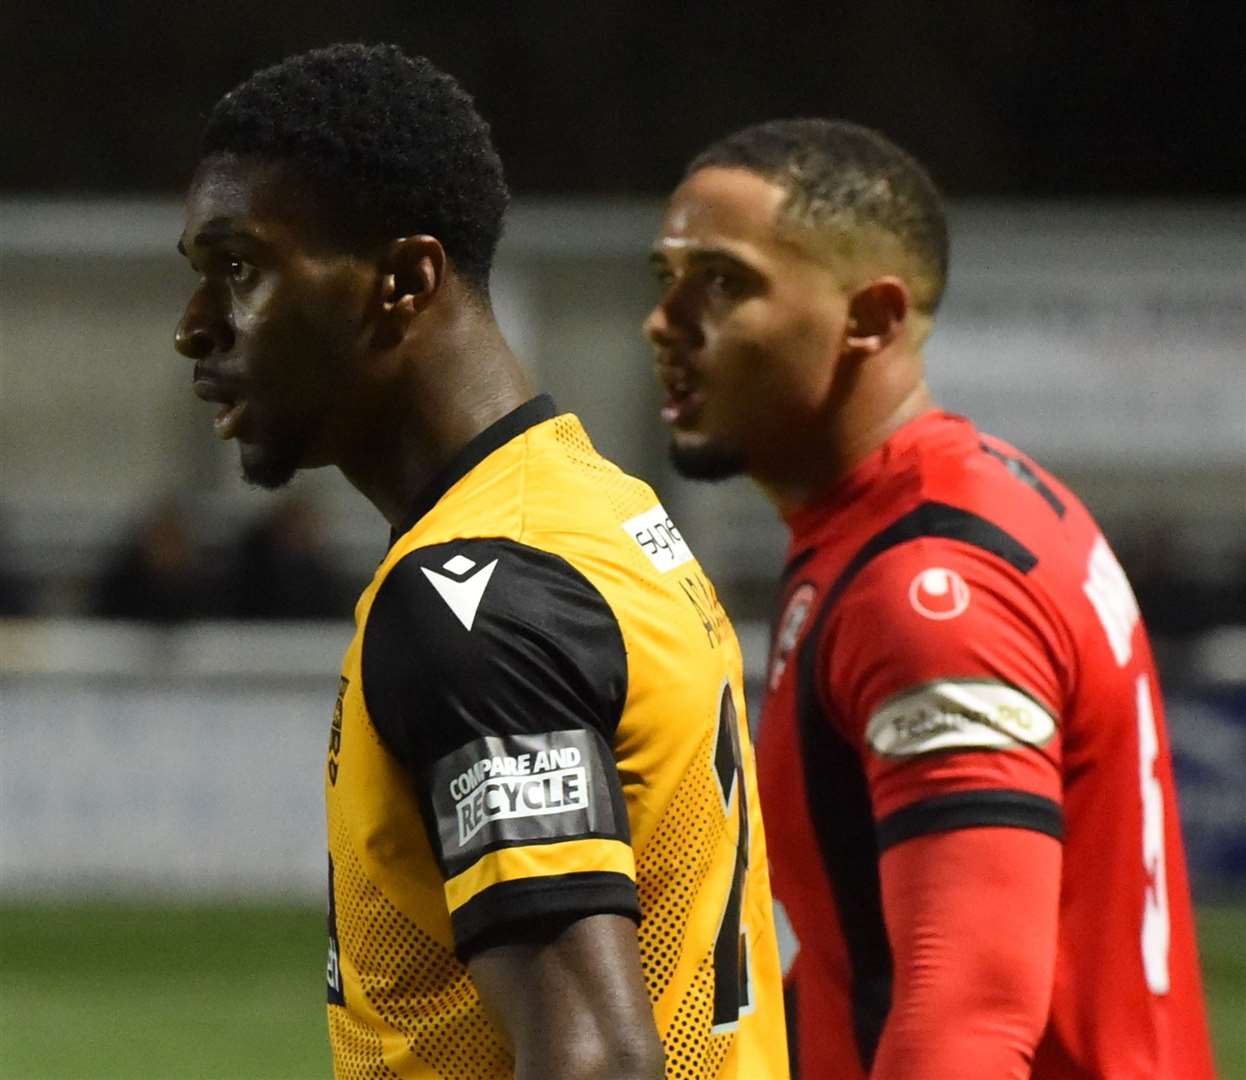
{"left": 622, "top": 504, "right": 694, "bottom": 572}
{"left": 865, "top": 680, "right": 1057, "bottom": 758}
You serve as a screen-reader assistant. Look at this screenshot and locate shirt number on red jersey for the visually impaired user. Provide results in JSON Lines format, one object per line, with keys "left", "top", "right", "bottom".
{"left": 1084, "top": 536, "right": 1140, "bottom": 667}
{"left": 710, "top": 681, "right": 754, "bottom": 1032}
{"left": 1136, "top": 673, "right": 1171, "bottom": 994}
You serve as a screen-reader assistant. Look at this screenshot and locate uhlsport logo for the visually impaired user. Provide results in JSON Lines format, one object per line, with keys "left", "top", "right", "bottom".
{"left": 909, "top": 567, "right": 970, "bottom": 620}
{"left": 769, "top": 582, "right": 817, "bottom": 690}
{"left": 451, "top": 745, "right": 590, "bottom": 845}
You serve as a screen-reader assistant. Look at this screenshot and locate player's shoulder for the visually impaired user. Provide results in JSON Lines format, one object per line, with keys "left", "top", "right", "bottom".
{"left": 520, "top": 417, "right": 724, "bottom": 609}
{"left": 361, "top": 535, "right": 630, "bottom": 760}
{"left": 829, "top": 442, "right": 1067, "bottom": 648}
{"left": 817, "top": 424, "right": 1079, "bottom": 705}
{"left": 866, "top": 414, "right": 1099, "bottom": 578}
{"left": 810, "top": 421, "right": 1066, "bottom": 640}
{"left": 523, "top": 413, "right": 673, "bottom": 544}
{"left": 906, "top": 418, "right": 1063, "bottom": 523}
{"left": 366, "top": 534, "right": 623, "bottom": 655}
{"left": 829, "top": 471, "right": 1046, "bottom": 618}
{"left": 828, "top": 515, "right": 1042, "bottom": 647}
{"left": 820, "top": 493, "right": 1071, "bottom": 733}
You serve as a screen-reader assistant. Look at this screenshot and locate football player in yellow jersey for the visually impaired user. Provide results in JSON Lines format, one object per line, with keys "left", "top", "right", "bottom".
{"left": 173, "top": 44, "right": 787, "bottom": 1080}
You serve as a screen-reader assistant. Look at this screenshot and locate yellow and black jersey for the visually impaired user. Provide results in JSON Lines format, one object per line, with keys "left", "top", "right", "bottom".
{"left": 325, "top": 395, "right": 787, "bottom": 1079}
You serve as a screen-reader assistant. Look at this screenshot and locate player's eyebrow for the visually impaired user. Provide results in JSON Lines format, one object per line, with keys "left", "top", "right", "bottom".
{"left": 684, "top": 247, "right": 751, "bottom": 269}
{"left": 649, "top": 245, "right": 756, "bottom": 275}
{"left": 177, "top": 219, "right": 267, "bottom": 257}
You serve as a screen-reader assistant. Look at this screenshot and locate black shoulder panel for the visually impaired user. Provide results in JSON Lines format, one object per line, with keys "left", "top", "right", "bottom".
{"left": 825, "top": 500, "right": 1037, "bottom": 616}
{"left": 362, "top": 537, "right": 629, "bottom": 775}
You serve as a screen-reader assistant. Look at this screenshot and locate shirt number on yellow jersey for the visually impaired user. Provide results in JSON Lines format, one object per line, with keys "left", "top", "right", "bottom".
{"left": 711, "top": 681, "right": 753, "bottom": 1032}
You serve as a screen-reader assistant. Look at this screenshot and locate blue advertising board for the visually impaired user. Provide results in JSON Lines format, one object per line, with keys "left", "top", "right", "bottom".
{"left": 1167, "top": 684, "right": 1246, "bottom": 896}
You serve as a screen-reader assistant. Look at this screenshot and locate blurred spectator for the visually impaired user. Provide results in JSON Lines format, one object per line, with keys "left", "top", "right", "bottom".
{"left": 0, "top": 508, "right": 34, "bottom": 616}
{"left": 91, "top": 498, "right": 213, "bottom": 621}
{"left": 0, "top": 572, "right": 30, "bottom": 616}
{"left": 1209, "top": 540, "right": 1246, "bottom": 630}
{"left": 1119, "top": 524, "right": 1212, "bottom": 641}
{"left": 225, "top": 498, "right": 349, "bottom": 620}
{"left": 1114, "top": 521, "right": 1241, "bottom": 685}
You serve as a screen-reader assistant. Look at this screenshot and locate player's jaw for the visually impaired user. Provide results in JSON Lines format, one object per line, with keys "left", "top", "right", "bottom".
{"left": 653, "top": 352, "right": 749, "bottom": 482}
{"left": 190, "top": 355, "right": 328, "bottom": 490}
{"left": 234, "top": 410, "right": 309, "bottom": 489}
{"left": 668, "top": 433, "right": 748, "bottom": 482}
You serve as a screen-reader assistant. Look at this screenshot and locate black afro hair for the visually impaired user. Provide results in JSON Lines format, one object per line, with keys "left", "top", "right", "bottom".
{"left": 201, "top": 43, "right": 509, "bottom": 294}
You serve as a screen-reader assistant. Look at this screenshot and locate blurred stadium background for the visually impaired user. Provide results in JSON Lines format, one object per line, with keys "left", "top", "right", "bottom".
{"left": 2, "top": 4, "right": 1243, "bottom": 1078}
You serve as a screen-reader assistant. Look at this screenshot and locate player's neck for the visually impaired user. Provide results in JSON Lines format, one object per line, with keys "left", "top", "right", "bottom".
{"left": 338, "top": 313, "right": 533, "bottom": 529}
{"left": 757, "top": 377, "right": 935, "bottom": 517}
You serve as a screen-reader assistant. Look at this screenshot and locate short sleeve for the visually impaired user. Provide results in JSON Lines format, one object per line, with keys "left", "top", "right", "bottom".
{"left": 362, "top": 537, "right": 637, "bottom": 956}
{"left": 825, "top": 535, "right": 1069, "bottom": 850}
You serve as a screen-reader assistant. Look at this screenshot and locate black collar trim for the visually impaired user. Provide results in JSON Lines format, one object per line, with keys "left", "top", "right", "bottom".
{"left": 390, "top": 394, "right": 557, "bottom": 544}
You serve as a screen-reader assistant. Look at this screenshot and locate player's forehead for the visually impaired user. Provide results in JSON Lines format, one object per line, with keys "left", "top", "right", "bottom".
{"left": 653, "top": 166, "right": 797, "bottom": 267}
{"left": 180, "top": 154, "right": 325, "bottom": 256}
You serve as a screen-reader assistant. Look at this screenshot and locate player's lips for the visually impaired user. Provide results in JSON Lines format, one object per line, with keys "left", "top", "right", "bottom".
{"left": 192, "top": 368, "right": 249, "bottom": 442}
{"left": 656, "top": 360, "right": 704, "bottom": 427}
{"left": 661, "top": 387, "right": 705, "bottom": 427}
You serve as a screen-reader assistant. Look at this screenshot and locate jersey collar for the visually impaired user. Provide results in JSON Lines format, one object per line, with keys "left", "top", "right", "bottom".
{"left": 391, "top": 394, "right": 557, "bottom": 543}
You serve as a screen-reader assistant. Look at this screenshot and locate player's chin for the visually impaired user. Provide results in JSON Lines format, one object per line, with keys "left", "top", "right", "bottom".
{"left": 239, "top": 439, "right": 302, "bottom": 491}
{"left": 668, "top": 435, "right": 747, "bottom": 482}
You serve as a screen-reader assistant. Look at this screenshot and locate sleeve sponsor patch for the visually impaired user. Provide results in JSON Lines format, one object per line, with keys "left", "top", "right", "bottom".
{"left": 865, "top": 679, "right": 1057, "bottom": 758}
{"left": 429, "top": 729, "right": 625, "bottom": 876}
{"left": 622, "top": 504, "right": 694, "bottom": 572}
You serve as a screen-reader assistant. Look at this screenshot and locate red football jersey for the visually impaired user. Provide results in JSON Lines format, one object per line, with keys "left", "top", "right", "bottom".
{"left": 758, "top": 411, "right": 1214, "bottom": 1078}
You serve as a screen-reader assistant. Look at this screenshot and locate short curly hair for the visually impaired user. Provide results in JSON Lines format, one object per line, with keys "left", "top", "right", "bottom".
{"left": 689, "top": 119, "right": 948, "bottom": 314}
{"left": 201, "top": 43, "right": 509, "bottom": 294}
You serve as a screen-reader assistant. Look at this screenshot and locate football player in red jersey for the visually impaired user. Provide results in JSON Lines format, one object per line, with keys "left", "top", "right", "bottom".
{"left": 644, "top": 119, "right": 1216, "bottom": 1079}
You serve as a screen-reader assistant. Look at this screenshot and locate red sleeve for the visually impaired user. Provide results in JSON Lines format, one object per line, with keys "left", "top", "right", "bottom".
{"left": 872, "top": 827, "right": 1061, "bottom": 1080}
{"left": 826, "top": 536, "right": 1069, "bottom": 822}
{"left": 822, "top": 537, "right": 1069, "bottom": 1076}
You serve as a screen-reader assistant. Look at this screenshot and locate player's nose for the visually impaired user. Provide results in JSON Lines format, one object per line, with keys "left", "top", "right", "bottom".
{"left": 643, "top": 303, "right": 671, "bottom": 346}
{"left": 644, "top": 296, "right": 701, "bottom": 350}
{"left": 174, "top": 286, "right": 234, "bottom": 360}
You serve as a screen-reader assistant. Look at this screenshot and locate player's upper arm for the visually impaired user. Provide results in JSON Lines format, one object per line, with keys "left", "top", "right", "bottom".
{"left": 826, "top": 534, "right": 1069, "bottom": 839}
{"left": 468, "top": 913, "right": 664, "bottom": 1080}
{"left": 362, "top": 537, "right": 638, "bottom": 958}
{"left": 826, "top": 532, "right": 1068, "bottom": 1074}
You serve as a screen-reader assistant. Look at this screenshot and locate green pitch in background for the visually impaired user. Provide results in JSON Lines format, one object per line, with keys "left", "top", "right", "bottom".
{"left": 2, "top": 902, "right": 1243, "bottom": 1079}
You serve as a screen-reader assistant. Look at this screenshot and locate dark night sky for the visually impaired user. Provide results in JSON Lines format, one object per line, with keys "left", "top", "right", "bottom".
{"left": 3, "top": 1, "right": 1244, "bottom": 198}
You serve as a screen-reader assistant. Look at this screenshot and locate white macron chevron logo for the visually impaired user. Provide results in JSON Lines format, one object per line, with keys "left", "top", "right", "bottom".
{"left": 421, "top": 555, "right": 499, "bottom": 631}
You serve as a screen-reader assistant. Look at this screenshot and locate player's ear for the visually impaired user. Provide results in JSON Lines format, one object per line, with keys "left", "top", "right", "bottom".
{"left": 377, "top": 235, "right": 446, "bottom": 340}
{"left": 844, "top": 277, "right": 909, "bottom": 356}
